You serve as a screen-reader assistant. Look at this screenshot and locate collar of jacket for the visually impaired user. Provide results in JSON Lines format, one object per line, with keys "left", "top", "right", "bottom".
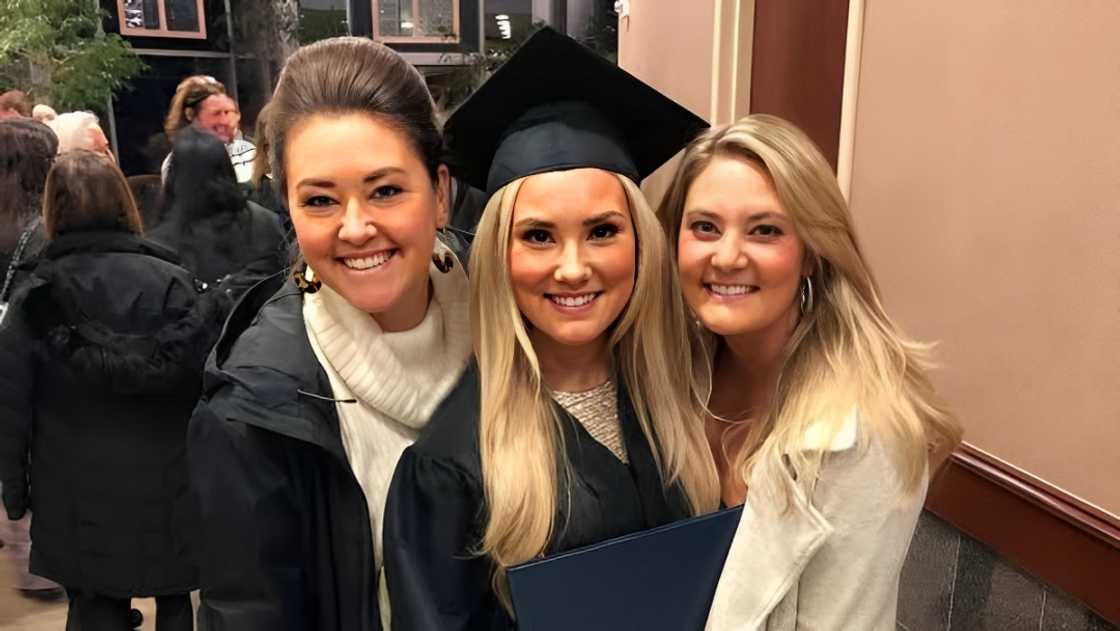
{"left": 704, "top": 409, "right": 859, "bottom": 630}
{"left": 42, "top": 230, "right": 181, "bottom": 265}
{"left": 203, "top": 273, "right": 351, "bottom": 463}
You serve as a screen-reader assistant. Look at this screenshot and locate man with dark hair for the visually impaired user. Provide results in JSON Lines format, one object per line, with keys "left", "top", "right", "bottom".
{"left": 0, "top": 90, "right": 32, "bottom": 119}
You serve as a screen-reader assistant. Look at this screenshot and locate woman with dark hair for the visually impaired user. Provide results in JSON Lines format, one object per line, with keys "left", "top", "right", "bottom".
{"left": 0, "top": 151, "right": 226, "bottom": 630}
{"left": 149, "top": 126, "right": 286, "bottom": 299}
{"left": 188, "top": 36, "right": 469, "bottom": 630}
{"left": 0, "top": 118, "right": 57, "bottom": 272}
{"left": 0, "top": 116, "right": 60, "bottom": 600}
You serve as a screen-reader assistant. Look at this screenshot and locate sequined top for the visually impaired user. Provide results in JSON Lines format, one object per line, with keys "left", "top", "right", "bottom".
{"left": 551, "top": 380, "right": 629, "bottom": 463}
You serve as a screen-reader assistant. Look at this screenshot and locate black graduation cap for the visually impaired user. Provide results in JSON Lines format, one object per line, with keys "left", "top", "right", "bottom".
{"left": 445, "top": 27, "right": 709, "bottom": 195}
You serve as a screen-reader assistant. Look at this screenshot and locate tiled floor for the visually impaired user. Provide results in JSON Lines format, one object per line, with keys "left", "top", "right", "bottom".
{"left": 3, "top": 510, "right": 1114, "bottom": 630}
{"left": 898, "top": 512, "right": 1117, "bottom": 631}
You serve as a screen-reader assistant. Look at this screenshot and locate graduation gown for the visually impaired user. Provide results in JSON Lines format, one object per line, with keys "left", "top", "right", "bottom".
{"left": 383, "top": 365, "right": 691, "bottom": 630}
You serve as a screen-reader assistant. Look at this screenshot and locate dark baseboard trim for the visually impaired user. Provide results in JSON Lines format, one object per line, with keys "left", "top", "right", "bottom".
{"left": 926, "top": 443, "right": 1120, "bottom": 624}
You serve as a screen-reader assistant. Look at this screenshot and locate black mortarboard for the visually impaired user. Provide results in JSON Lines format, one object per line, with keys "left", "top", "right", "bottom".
{"left": 445, "top": 27, "right": 709, "bottom": 195}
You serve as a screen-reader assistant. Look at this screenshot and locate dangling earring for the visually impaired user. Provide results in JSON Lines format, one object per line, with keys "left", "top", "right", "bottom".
{"left": 432, "top": 232, "right": 454, "bottom": 274}
{"left": 432, "top": 250, "right": 454, "bottom": 274}
{"left": 293, "top": 264, "right": 321, "bottom": 294}
{"left": 799, "top": 276, "right": 814, "bottom": 314}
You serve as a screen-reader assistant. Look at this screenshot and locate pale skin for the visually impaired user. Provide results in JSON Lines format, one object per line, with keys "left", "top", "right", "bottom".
{"left": 677, "top": 155, "right": 810, "bottom": 505}
{"left": 508, "top": 168, "right": 636, "bottom": 393}
{"left": 88, "top": 124, "right": 114, "bottom": 162}
{"left": 285, "top": 112, "right": 450, "bottom": 332}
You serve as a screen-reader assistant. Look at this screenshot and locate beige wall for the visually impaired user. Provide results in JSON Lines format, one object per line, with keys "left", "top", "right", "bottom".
{"left": 618, "top": 1, "right": 753, "bottom": 204}
{"left": 848, "top": 0, "right": 1120, "bottom": 515}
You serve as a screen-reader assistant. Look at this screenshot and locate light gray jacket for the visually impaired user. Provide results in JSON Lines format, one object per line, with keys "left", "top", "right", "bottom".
{"left": 706, "top": 411, "right": 927, "bottom": 630}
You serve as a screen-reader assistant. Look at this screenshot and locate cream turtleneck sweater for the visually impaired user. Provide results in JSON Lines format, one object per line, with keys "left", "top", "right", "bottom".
{"left": 302, "top": 244, "right": 470, "bottom": 625}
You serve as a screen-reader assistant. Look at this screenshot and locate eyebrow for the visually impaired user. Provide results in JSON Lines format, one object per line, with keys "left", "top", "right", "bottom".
{"left": 686, "top": 208, "right": 784, "bottom": 222}
{"left": 513, "top": 210, "right": 626, "bottom": 229}
{"left": 582, "top": 210, "right": 626, "bottom": 226}
{"left": 295, "top": 167, "right": 406, "bottom": 189}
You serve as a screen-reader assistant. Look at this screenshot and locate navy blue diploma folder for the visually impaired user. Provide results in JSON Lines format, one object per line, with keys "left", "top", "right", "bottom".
{"left": 507, "top": 505, "right": 744, "bottom": 631}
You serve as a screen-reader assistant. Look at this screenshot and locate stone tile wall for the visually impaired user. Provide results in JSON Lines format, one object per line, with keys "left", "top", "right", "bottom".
{"left": 898, "top": 512, "right": 1116, "bottom": 631}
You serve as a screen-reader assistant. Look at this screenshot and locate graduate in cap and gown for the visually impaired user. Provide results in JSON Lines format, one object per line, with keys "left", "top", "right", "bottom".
{"left": 382, "top": 27, "right": 722, "bottom": 630}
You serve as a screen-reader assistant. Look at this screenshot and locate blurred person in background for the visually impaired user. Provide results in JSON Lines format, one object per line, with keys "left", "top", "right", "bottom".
{"left": 0, "top": 90, "right": 32, "bottom": 119}
{"left": 0, "top": 117, "right": 62, "bottom": 601}
{"left": 0, "top": 151, "right": 226, "bottom": 630}
{"left": 162, "top": 75, "right": 226, "bottom": 140}
{"left": 150, "top": 126, "right": 285, "bottom": 300}
{"left": 32, "top": 104, "right": 57, "bottom": 124}
{"left": 245, "top": 102, "right": 290, "bottom": 236}
{"left": 161, "top": 76, "right": 256, "bottom": 184}
{"left": 0, "top": 119, "right": 56, "bottom": 272}
{"left": 50, "top": 111, "right": 114, "bottom": 161}
{"left": 142, "top": 75, "right": 225, "bottom": 173}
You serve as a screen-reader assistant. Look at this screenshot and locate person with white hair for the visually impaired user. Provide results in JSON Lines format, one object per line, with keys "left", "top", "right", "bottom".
{"left": 49, "top": 111, "right": 113, "bottom": 161}
{"left": 31, "top": 104, "right": 57, "bottom": 124}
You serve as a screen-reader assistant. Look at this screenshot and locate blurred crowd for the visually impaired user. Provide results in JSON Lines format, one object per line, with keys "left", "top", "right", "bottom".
{"left": 0, "top": 79, "right": 287, "bottom": 628}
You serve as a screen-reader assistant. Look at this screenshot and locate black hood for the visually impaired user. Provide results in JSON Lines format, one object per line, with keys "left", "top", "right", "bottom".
{"left": 201, "top": 272, "right": 349, "bottom": 460}
{"left": 24, "top": 231, "right": 225, "bottom": 395}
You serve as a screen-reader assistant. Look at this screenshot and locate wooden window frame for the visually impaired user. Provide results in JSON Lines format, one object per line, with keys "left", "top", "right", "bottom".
{"left": 117, "top": 0, "right": 207, "bottom": 40}
{"left": 372, "top": 0, "right": 461, "bottom": 43}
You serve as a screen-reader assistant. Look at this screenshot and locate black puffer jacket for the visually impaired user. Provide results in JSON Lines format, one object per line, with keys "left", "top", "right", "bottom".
{"left": 0, "top": 230, "right": 226, "bottom": 597}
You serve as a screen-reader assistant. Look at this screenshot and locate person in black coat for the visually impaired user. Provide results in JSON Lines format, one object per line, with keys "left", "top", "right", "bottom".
{"left": 188, "top": 37, "right": 471, "bottom": 631}
{"left": 149, "top": 126, "right": 287, "bottom": 300}
{"left": 0, "top": 151, "right": 226, "bottom": 630}
{"left": 0, "top": 96, "right": 59, "bottom": 602}
{"left": 190, "top": 274, "right": 471, "bottom": 631}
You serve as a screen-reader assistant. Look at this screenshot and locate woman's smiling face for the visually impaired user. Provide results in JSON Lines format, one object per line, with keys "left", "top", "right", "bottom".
{"left": 507, "top": 168, "right": 637, "bottom": 351}
{"left": 677, "top": 154, "right": 807, "bottom": 340}
{"left": 285, "top": 112, "right": 448, "bottom": 331}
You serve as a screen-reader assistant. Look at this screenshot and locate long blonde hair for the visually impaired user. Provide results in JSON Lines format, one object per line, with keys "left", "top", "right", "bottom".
{"left": 470, "top": 172, "right": 720, "bottom": 604}
{"left": 658, "top": 114, "right": 962, "bottom": 504}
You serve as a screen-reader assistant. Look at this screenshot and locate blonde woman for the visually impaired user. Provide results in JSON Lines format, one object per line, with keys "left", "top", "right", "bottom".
{"left": 658, "top": 114, "right": 963, "bottom": 630}
{"left": 384, "top": 28, "right": 720, "bottom": 630}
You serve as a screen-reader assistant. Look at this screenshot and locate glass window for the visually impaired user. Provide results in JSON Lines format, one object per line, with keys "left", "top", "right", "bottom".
{"left": 299, "top": 0, "right": 350, "bottom": 43}
{"left": 165, "top": 0, "right": 201, "bottom": 32}
{"left": 373, "top": 0, "right": 459, "bottom": 42}
{"left": 117, "top": 0, "right": 207, "bottom": 39}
